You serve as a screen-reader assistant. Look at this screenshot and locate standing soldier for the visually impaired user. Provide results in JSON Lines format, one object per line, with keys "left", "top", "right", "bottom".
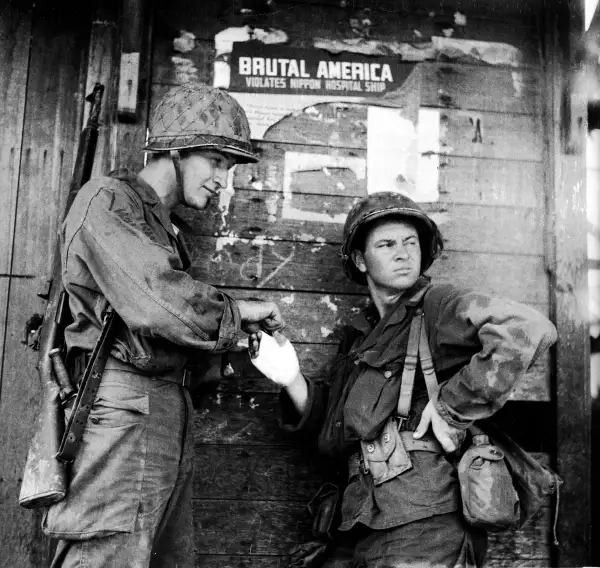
{"left": 249, "top": 192, "right": 557, "bottom": 568}
{"left": 43, "top": 85, "right": 283, "bottom": 567}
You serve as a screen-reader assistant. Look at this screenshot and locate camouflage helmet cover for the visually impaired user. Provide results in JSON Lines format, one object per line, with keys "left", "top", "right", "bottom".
{"left": 341, "top": 191, "right": 443, "bottom": 284}
{"left": 143, "top": 84, "right": 258, "bottom": 164}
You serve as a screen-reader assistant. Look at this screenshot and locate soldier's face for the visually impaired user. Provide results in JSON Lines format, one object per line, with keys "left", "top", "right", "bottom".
{"left": 353, "top": 219, "right": 422, "bottom": 293}
{"left": 182, "top": 150, "right": 236, "bottom": 210}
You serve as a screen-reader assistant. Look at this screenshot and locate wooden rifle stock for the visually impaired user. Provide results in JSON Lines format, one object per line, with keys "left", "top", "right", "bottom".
{"left": 19, "top": 84, "right": 104, "bottom": 509}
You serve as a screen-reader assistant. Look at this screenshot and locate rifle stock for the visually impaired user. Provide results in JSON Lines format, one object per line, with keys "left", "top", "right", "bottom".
{"left": 19, "top": 84, "right": 104, "bottom": 509}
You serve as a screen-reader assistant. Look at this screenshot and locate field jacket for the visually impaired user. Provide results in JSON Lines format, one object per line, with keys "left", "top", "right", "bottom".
{"left": 61, "top": 169, "right": 241, "bottom": 373}
{"left": 280, "top": 277, "right": 557, "bottom": 530}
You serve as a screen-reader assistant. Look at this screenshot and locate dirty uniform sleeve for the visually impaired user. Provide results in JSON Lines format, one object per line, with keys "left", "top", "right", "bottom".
{"left": 66, "top": 186, "right": 241, "bottom": 351}
{"left": 279, "top": 377, "right": 329, "bottom": 435}
{"left": 432, "top": 287, "right": 557, "bottom": 428}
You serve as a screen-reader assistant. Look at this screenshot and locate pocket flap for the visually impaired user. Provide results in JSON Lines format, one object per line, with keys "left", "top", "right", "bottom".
{"left": 95, "top": 383, "right": 150, "bottom": 415}
{"left": 360, "top": 420, "right": 397, "bottom": 463}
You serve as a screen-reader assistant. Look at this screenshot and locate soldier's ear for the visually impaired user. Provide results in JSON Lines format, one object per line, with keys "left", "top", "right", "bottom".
{"left": 351, "top": 250, "right": 367, "bottom": 273}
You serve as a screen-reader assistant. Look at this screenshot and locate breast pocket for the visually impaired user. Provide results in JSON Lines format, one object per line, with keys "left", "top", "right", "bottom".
{"left": 43, "top": 381, "right": 150, "bottom": 540}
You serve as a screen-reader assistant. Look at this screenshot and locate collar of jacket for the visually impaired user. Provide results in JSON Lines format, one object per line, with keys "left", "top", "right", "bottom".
{"left": 108, "top": 168, "right": 186, "bottom": 240}
{"left": 348, "top": 276, "right": 432, "bottom": 336}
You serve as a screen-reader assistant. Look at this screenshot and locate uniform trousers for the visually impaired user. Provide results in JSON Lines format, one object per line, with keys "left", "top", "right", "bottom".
{"left": 43, "top": 366, "right": 195, "bottom": 568}
{"left": 323, "top": 512, "right": 487, "bottom": 568}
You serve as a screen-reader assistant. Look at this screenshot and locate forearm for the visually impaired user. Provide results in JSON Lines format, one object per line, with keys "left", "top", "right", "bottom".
{"left": 283, "top": 372, "right": 309, "bottom": 415}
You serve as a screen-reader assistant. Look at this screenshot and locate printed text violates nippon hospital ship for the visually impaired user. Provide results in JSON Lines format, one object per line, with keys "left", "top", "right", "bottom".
{"left": 238, "top": 56, "right": 394, "bottom": 91}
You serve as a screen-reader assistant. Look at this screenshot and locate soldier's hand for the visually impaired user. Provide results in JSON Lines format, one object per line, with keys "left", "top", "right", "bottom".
{"left": 413, "top": 400, "right": 464, "bottom": 453}
{"left": 248, "top": 330, "right": 300, "bottom": 386}
{"left": 237, "top": 299, "right": 284, "bottom": 334}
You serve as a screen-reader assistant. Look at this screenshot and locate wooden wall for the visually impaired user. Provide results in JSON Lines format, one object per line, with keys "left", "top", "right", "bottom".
{"left": 151, "top": 1, "right": 556, "bottom": 566}
{"left": 0, "top": 1, "right": 90, "bottom": 565}
{"left": 2, "top": 0, "right": 591, "bottom": 566}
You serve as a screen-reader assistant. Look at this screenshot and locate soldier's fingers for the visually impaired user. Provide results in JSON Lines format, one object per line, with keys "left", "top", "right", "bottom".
{"left": 413, "top": 406, "right": 432, "bottom": 439}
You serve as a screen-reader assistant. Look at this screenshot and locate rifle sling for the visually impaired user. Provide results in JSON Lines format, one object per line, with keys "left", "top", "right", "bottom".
{"left": 56, "top": 308, "right": 119, "bottom": 463}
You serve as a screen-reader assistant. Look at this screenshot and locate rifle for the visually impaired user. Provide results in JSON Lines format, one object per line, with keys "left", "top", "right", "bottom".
{"left": 19, "top": 84, "right": 104, "bottom": 509}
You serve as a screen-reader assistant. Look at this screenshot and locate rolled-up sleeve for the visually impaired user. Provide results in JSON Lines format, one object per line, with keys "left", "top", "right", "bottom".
{"left": 432, "top": 287, "right": 557, "bottom": 428}
{"left": 65, "top": 185, "right": 241, "bottom": 351}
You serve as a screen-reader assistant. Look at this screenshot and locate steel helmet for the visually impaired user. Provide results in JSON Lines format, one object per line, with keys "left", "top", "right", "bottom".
{"left": 341, "top": 191, "right": 443, "bottom": 285}
{"left": 143, "top": 84, "right": 258, "bottom": 164}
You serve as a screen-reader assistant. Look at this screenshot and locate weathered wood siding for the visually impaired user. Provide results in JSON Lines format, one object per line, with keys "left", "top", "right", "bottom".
{"left": 152, "top": 2, "right": 554, "bottom": 567}
{"left": 0, "top": 1, "right": 89, "bottom": 566}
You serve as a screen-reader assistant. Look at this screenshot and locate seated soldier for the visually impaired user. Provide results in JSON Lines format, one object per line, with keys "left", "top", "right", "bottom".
{"left": 248, "top": 192, "right": 557, "bottom": 568}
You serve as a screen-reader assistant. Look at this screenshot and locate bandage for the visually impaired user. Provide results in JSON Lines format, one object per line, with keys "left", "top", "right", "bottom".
{"left": 250, "top": 332, "right": 300, "bottom": 386}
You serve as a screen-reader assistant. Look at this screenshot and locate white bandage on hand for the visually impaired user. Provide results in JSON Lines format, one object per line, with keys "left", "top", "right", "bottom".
{"left": 250, "top": 331, "right": 300, "bottom": 386}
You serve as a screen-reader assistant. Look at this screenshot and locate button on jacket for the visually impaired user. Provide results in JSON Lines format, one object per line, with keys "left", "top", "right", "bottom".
{"left": 280, "top": 277, "right": 557, "bottom": 531}
{"left": 61, "top": 169, "right": 241, "bottom": 371}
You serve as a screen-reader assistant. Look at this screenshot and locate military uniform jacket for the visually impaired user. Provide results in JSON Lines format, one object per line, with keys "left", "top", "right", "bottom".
{"left": 61, "top": 169, "right": 241, "bottom": 373}
{"left": 280, "top": 277, "right": 557, "bottom": 531}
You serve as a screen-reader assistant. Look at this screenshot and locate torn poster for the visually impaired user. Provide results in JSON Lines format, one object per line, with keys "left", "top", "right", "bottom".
{"left": 366, "top": 107, "right": 440, "bottom": 201}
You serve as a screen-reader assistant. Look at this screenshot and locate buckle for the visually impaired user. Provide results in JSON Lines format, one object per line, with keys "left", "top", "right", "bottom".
{"left": 394, "top": 415, "right": 409, "bottom": 431}
{"left": 182, "top": 369, "right": 192, "bottom": 388}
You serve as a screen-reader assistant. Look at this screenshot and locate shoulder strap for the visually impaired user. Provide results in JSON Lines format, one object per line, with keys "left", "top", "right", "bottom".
{"left": 56, "top": 307, "right": 120, "bottom": 463}
{"left": 396, "top": 309, "right": 423, "bottom": 418}
{"left": 397, "top": 304, "right": 440, "bottom": 419}
{"left": 419, "top": 318, "right": 439, "bottom": 399}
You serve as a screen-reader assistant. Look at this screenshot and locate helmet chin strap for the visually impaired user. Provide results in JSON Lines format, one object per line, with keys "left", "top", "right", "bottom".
{"left": 170, "top": 149, "right": 184, "bottom": 198}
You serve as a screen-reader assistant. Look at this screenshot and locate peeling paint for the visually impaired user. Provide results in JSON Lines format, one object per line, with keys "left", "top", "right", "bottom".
{"left": 265, "top": 193, "right": 279, "bottom": 223}
{"left": 283, "top": 151, "right": 366, "bottom": 224}
{"left": 313, "top": 37, "right": 522, "bottom": 67}
{"left": 320, "top": 296, "right": 338, "bottom": 313}
{"left": 301, "top": 329, "right": 308, "bottom": 339}
{"left": 171, "top": 55, "right": 201, "bottom": 84}
{"left": 454, "top": 11, "right": 467, "bottom": 26}
{"left": 213, "top": 26, "right": 288, "bottom": 89}
{"left": 217, "top": 169, "right": 236, "bottom": 230}
{"left": 251, "top": 180, "right": 264, "bottom": 190}
{"left": 281, "top": 294, "right": 296, "bottom": 305}
{"left": 511, "top": 71, "right": 524, "bottom": 98}
{"left": 320, "top": 326, "right": 334, "bottom": 338}
{"left": 173, "top": 30, "right": 196, "bottom": 53}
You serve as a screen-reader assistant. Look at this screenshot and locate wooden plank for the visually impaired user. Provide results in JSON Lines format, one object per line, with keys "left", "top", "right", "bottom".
{"left": 194, "top": 445, "right": 323, "bottom": 500}
{"left": 183, "top": 191, "right": 543, "bottom": 256}
{"left": 233, "top": 143, "right": 543, "bottom": 208}
{"left": 186, "top": 239, "right": 549, "bottom": 304}
{"left": 438, "top": 157, "right": 542, "bottom": 208}
{"left": 419, "top": 64, "right": 541, "bottom": 115}
{"left": 0, "top": 1, "right": 31, "bottom": 277}
{"left": 546, "top": 1, "right": 592, "bottom": 566}
{"left": 0, "top": 0, "right": 32, "bottom": 384}
{"left": 198, "top": 346, "right": 551, "bottom": 402}
{"left": 153, "top": 2, "right": 540, "bottom": 62}
{"left": 0, "top": 3, "right": 88, "bottom": 566}
{"left": 193, "top": 443, "right": 551, "bottom": 502}
{"left": 114, "top": 1, "right": 153, "bottom": 172}
{"left": 486, "top": 508, "right": 552, "bottom": 565}
{"left": 262, "top": 107, "right": 541, "bottom": 162}
{"left": 214, "top": 290, "right": 548, "bottom": 344}
{"left": 195, "top": 556, "right": 287, "bottom": 568}
{"left": 193, "top": 500, "right": 311, "bottom": 555}
{"left": 192, "top": 499, "right": 550, "bottom": 558}
{"left": 193, "top": 388, "right": 552, "bottom": 447}
{"left": 85, "top": 3, "right": 119, "bottom": 178}
{"left": 193, "top": 393, "right": 287, "bottom": 446}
